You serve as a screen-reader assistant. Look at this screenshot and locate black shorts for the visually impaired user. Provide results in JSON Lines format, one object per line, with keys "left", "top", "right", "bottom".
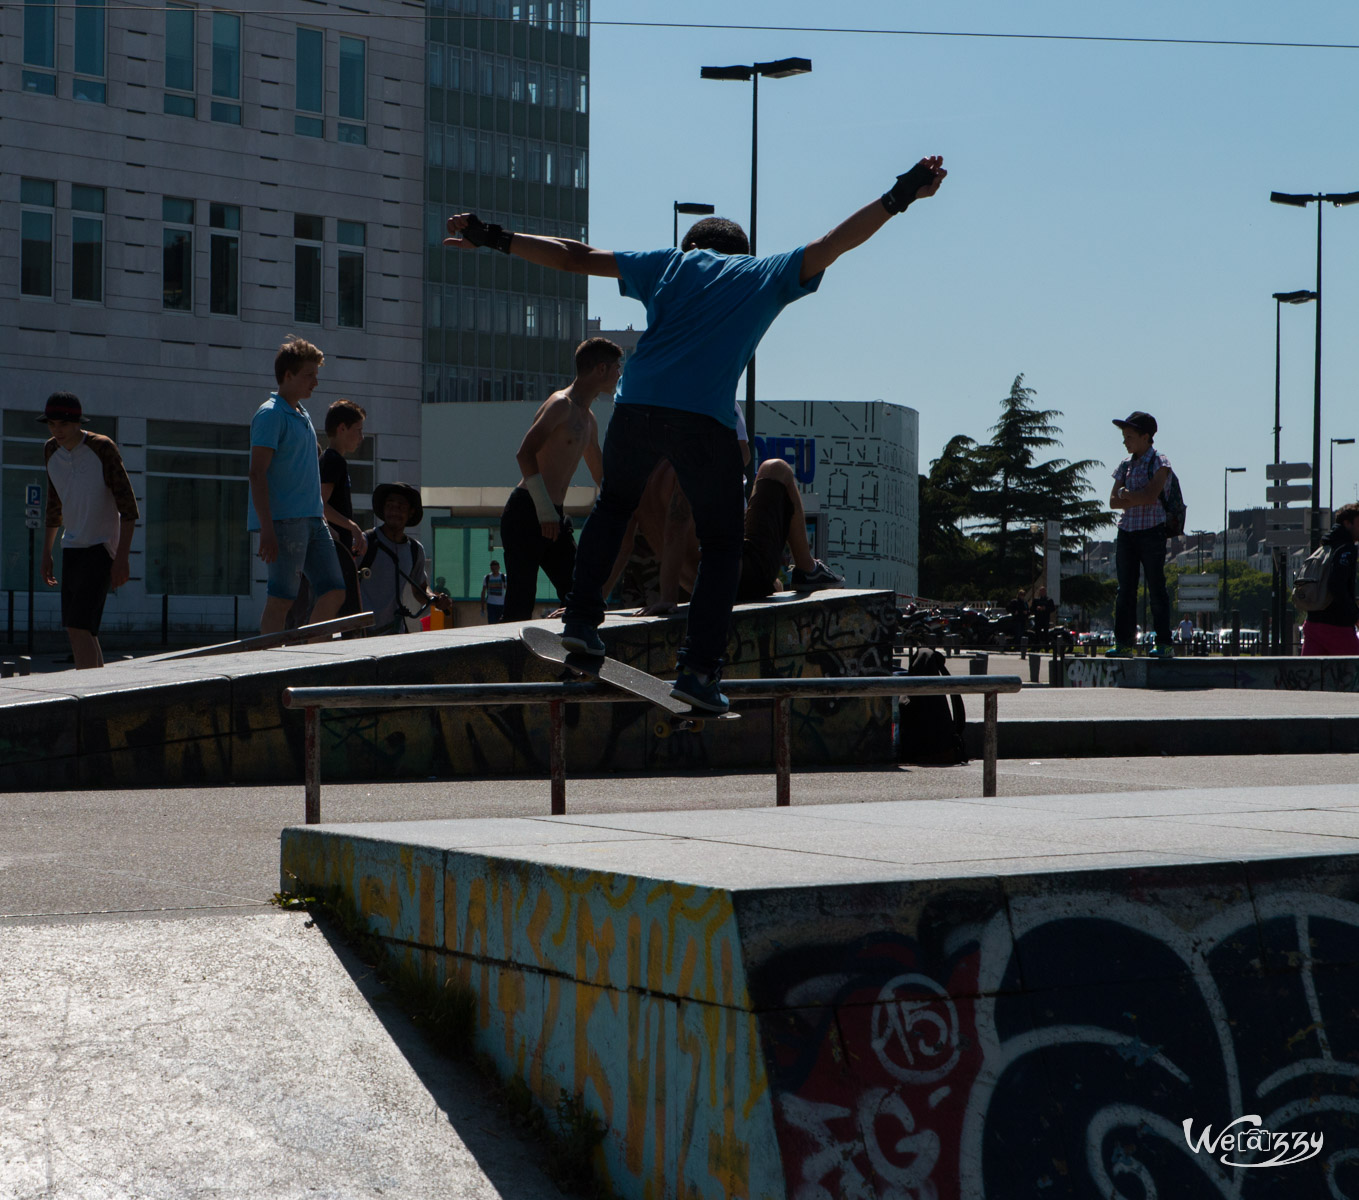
{"left": 736, "top": 478, "right": 793, "bottom": 603}
{"left": 61, "top": 544, "right": 113, "bottom": 634}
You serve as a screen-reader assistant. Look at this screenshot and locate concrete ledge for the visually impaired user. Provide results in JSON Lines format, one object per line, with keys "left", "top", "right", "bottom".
{"left": 281, "top": 787, "right": 1359, "bottom": 1199}
{"left": 966, "top": 713, "right": 1359, "bottom": 758}
{"left": 0, "top": 589, "right": 894, "bottom": 791}
{"left": 1064, "top": 654, "right": 1359, "bottom": 690}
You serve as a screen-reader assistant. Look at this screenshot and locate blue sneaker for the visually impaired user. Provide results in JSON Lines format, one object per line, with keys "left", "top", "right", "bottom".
{"left": 1104, "top": 644, "right": 1136, "bottom": 658}
{"left": 670, "top": 667, "right": 730, "bottom": 714}
{"left": 561, "top": 622, "right": 605, "bottom": 657}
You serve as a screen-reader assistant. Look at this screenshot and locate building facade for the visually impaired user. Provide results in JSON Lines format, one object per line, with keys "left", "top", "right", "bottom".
{"left": 421, "top": 0, "right": 590, "bottom": 408}
{"left": 1, "top": 0, "right": 425, "bottom": 633}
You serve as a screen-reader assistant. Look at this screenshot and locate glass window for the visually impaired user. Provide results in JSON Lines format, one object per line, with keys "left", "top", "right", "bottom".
{"left": 337, "top": 221, "right": 364, "bottom": 329}
{"left": 542, "top": 66, "right": 554, "bottom": 108}
{"left": 20, "top": 178, "right": 55, "bottom": 298}
{"left": 294, "top": 213, "right": 322, "bottom": 324}
{"left": 512, "top": 62, "right": 525, "bottom": 102}
{"left": 163, "top": 196, "right": 194, "bottom": 311}
{"left": 165, "top": 3, "right": 196, "bottom": 115}
{"left": 209, "top": 203, "right": 240, "bottom": 316}
{"left": 72, "top": 0, "right": 107, "bottom": 102}
{"left": 576, "top": 73, "right": 587, "bottom": 114}
{"left": 295, "top": 27, "right": 323, "bottom": 137}
{"left": 428, "top": 42, "right": 442, "bottom": 88}
{"left": 24, "top": 0, "right": 55, "bottom": 67}
{"left": 210, "top": 11, "right": 241, "bottom": 124}
{"left": 338, "top": 36, "right": 366, "bottom": 144}
{"left": 495, "top": 135, "right": 509, "bottom": 178}
{"left": 71, "top": 185, "right": 105, "bottom": 304}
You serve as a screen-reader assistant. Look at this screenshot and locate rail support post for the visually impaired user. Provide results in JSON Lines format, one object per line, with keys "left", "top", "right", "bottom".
{"left": 983, "top": 691, "right": 998, "bottom": 798}
{"left": 549, "top": 698, "right": 566, "bottom": 815}
{"left": 775, "top": 697, "right": 792, "bottom": 807}
{"left": 304, "top": 706, "right": 321, "bottom": 824}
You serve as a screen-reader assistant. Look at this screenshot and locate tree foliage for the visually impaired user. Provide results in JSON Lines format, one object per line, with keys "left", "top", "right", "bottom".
{"left": 917, "top": 375, "right": 1112, "bottom": 599}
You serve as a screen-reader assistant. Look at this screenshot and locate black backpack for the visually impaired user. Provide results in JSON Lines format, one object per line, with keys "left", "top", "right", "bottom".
{"left": 896, "top": 648, "right": 968, "bottom": 765}
{"left": 1159, "top": 464, "right": 1188, "bottom": 537}
{"left": 1293, "top": 541, "right": 1338, "bottom": 612}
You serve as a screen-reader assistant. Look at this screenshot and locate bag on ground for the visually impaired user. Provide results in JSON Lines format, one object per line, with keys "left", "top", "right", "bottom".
{"left": 1293, "top": 541, "right": 1338, "bottom": 612}
{"left": 896, "top": 648, "right": 968, "bottom": 765}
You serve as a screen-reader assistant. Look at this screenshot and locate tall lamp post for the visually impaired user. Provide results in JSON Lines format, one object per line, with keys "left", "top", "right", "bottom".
{"left": 1222, "top": 467, "right": 1246, "bottom": 623}
{"left": 1271, "top": 289, "right": 1316, "bottom": 652}
{"left": 700, "top": 56, "right": 812, "bottom": 470}
{"left": 1331, "top": 437, "right": 1355, "bottom": 516}
{"left": 673, "top": 201, "right": 715, "bottom": 249}
{"left": 1269, "top": 188, "right": 1359, "bottom": 549}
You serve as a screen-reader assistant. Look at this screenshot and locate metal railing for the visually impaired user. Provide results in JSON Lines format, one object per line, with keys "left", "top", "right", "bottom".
{"left": 282, "top": 674, "right": 1022, "bottom": 823}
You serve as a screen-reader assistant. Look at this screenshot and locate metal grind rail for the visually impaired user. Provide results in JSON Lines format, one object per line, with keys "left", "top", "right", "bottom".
{"left": 282, "top": 675, "right": 1023, "bottom": 823}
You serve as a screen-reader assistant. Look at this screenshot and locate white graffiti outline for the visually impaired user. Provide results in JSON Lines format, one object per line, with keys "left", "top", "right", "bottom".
{"left": 870, "top": 973, "right": 961, "bottom": 1084}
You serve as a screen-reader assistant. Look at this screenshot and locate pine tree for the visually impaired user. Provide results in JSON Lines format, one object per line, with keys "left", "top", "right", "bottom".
{"left": 966, "top": 375, "right": 1110, "bottom": 591}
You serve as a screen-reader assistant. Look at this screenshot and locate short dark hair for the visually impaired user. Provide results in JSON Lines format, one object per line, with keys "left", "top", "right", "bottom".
{"left": 325, "top": 398, "right": 367, "bottom": 436}
{"left": 274, "top": 335, "right": 324, "bottom": 385}
{"left": 1337, "top": 502, "right": 1359, "bottom": 525}
{"left": 575, "top": 336, "right": 623, "bottom": 375}
{"left": 681, "top": 217, "right": 749, "bottom": 256}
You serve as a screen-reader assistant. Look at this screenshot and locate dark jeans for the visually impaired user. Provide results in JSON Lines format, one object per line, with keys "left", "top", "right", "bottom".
{"left": 1115, "top": 525, "right": 1172, "bottom": 646}
{"left": 500, "top": 486, "right": 575, "bottom": 621}
{"left": 565, "top": 404, "right": 745, "bottom": 675}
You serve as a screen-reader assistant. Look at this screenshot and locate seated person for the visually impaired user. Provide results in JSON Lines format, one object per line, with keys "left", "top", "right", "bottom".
{"left": 606, "top": 457, "right": 842, "bottom": 615}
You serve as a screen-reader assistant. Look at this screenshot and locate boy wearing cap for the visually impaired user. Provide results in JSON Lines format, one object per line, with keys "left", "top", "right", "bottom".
{"left": 248, "top": 337, "right": 347, "bottom": 635}
{"left": 39, "top": 392, "right": 139, "bottom": 670}
{"left": 1109, "top": 411, "right": 1174, "bottom": 658}
{"left": 359, "top": 483, "right": 452, "bottom": 635}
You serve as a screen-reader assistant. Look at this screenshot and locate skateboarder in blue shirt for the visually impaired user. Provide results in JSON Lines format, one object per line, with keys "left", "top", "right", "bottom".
{"left": 446, "top": 154, "right": 946, "bottom": 711}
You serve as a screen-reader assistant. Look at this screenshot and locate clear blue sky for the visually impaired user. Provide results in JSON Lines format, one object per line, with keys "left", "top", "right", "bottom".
{"left": 585, "top": 1, "right": 1359, "bottom": 535}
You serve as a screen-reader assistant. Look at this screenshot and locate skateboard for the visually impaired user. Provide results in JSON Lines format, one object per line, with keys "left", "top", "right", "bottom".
{"left": 521, "top": 625, "right": 740, "bottom": 735}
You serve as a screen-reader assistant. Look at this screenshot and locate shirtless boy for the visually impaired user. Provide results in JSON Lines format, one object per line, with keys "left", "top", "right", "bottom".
{"left": 608, "top": 458, "right": 841, "bottom": 614}
{"left": 498, "top": 337, "right": 621, "bottom": 621}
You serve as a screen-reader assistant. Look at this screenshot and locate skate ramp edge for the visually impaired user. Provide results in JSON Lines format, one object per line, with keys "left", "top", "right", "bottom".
{"left": 280, "top": 789, "right": 1359, "bottom": 1199}
{"left": 0, "top": 588, "right": 894, "bottom": 791}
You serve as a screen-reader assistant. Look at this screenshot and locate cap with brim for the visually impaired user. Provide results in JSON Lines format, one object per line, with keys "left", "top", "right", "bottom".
{"left": 1112, "top": 411, "right": 1157, "bottom": 436}
{"left": 38, "top": 397, "right": 86, "bottom": 424}
{"left": 372, "top": 482, "right": 423, "bottom": 527}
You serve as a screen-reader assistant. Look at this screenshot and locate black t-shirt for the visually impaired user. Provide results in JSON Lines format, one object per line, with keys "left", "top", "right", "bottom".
{"left": 1007, "top": 598, "right": 1029, "bottom": 622}
{"left": 320, "top": 448, "right": 353, "bottom": 551}
{"left": 1030, "top": 596, "right": 1058, "bottom": 630}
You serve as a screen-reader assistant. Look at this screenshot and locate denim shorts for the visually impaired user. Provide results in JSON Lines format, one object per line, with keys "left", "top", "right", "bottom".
{"left": 267, "top": 516, "right": 346, "bottom": 601}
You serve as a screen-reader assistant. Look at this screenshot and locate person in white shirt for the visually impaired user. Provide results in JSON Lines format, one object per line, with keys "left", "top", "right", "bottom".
{"left": 40, "top": 392, "right": 139, "bottom": 669}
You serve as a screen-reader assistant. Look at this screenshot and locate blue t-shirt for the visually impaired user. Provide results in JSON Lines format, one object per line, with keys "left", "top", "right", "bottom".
{"left": 613, "top": 247, "right": 823, "bottom": 427}
{"left": 247, "top": 393, "right": 323, "bottom": 530}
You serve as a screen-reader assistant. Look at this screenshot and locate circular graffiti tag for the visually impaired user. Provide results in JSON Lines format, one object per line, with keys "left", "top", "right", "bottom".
{"left": 870, "top": 973, "right": 960, "bottom": 1084}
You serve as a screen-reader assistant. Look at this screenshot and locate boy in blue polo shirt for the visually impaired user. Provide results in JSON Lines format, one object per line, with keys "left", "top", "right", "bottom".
{"left": 446, "top": 154, "right": 946, "bottom": 710}
{"left": 247, "top": 336, "right": 346, "bottom": 634}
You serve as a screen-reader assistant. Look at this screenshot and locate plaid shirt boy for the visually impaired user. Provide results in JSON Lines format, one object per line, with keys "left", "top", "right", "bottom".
{"left": 1113, "top": 447, "right": 1172, "bottom": 533}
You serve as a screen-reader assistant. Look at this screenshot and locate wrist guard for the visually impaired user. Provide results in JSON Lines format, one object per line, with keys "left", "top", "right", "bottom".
{"left": 880, "top": 161, "right": 936, "bottom": 215}
{"left": 524, "top": 474, "right": 559, "bottom": 525}
{"left": 462, "top": 213, "right": 513, "bottom": 254}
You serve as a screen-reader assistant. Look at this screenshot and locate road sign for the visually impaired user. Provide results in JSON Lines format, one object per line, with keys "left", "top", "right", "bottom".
{"left": 1265, "top": 463, "right": 1311, "bottom": 480}
{"left": 1264, "top": 511, "right": 1305, "bottom": 528}
{"left": 23, "top": 505, "right": 40, "bottom": 520}
{"left": 1266, "top": 484, "right": 1312, "bottom": 503}
{"left": 1180, "top": 597, "right": 1220, "bottom": 613}
{"left": 1177, "top": 573, "right": 1217, "bottom": 587}
{"left": 25, "top": 516, "right": 40, "bottom": 530}
{"left": 24, "top": 484, "right": 42, "bottom": 507}
{"left": 1264, "top": 530, "right": 1312, "bottom": 547}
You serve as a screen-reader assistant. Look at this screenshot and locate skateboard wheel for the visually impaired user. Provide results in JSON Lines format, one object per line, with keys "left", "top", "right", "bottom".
{"left": 654, "top": 720, "right": 671, "bottom": 739}
{"left": 690, "top": 719, "right": 705, "bottom": 733}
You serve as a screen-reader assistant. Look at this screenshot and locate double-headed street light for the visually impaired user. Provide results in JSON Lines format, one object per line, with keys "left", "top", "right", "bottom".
{"left": 673, "top": 201, "right": 715, "bottom": 250}
{"left": 1222, "top": 467, "right": 1247, "bottom": 623}
{"left": 700, "top": 57, "right": 812, "bottom": 468}
{"left": 1269, "top": 188, "right": 1359, "bottom": 548}
{"left": 1331, "top": 437, "right": 1355, "bottom": 516}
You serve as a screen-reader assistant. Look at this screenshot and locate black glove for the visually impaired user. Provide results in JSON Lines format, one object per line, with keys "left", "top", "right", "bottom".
{"left": 461, "top": 213, "right": 513, "bottom": 254}
{"left": 880, "top": 161, "right": 936, "bottom": 215}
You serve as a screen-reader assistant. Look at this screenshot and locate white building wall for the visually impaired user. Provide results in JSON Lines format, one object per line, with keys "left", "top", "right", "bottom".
{"left": 0, "top": 0, "right": 424, "bottom": 633}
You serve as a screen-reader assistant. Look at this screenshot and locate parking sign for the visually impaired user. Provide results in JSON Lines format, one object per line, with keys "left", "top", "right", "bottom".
{"left": 25, "top": 483, "right": 42, "bottom": 507}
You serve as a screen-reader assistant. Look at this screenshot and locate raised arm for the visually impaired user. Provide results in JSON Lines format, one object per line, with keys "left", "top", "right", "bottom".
{"left": 445, "top": 213, "right": 620, "bottom": 278}
{"left": 800, "top": 156, "right": 946, "bottom": 284}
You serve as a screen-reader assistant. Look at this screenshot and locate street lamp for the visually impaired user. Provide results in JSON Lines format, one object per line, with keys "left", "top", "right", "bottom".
{"left": 1331, "top": 437, "right": 1355, "bottom": 516}
{"left": 673, "top": 201, "right": 715, "bottom": 250}
{"left": 1222, "top": 467, "right": 1246, "bottom": 623}
{"left": 1269, "top": 188, "right": 1359, "bottom": 549}
{"left": 1271, "top": 289, "right": 1316, "bottom": 652}
{"left": 701, "top": 56, "right": 812, "bottom": 468}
